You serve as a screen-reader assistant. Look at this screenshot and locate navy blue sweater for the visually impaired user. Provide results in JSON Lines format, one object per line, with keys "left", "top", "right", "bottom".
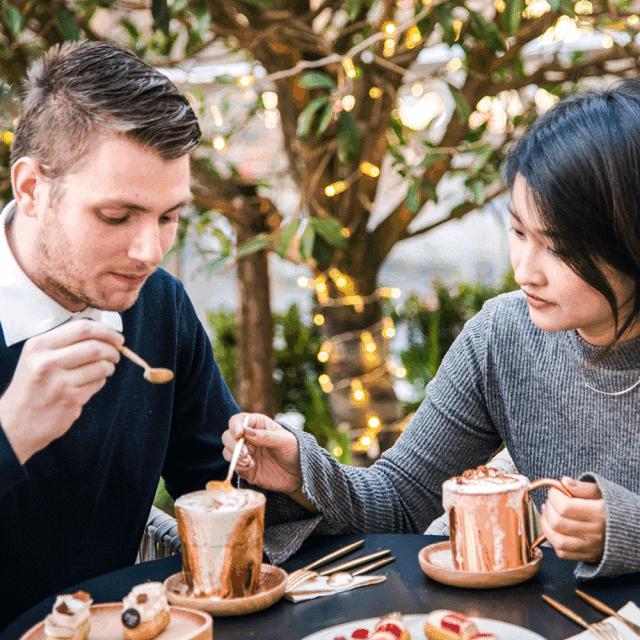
{"left": 0, "top": 269, "right": 239, "bottom": 628}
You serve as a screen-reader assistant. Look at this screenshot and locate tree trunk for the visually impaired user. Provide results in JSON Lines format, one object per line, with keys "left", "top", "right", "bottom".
{"left": 234, "top": 215, "right": 276, "bottom": 417}
{"left": 320, "top": 264, "right": 403, "bottom": 464}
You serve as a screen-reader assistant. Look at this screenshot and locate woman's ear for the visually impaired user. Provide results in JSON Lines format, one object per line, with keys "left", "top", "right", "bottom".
{"left": 10, "top": 157, "right": 50, "bottom": 217}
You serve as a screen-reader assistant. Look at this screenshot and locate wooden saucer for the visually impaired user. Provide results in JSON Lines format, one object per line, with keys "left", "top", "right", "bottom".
{"left": 418, "top": 540, "right": 543, "bottom": 589}
{"left": 20, "top": 603, "right": 212, "bottom": 640}
{"left": 165, "top": 564, "right": 287, "bottom": 616}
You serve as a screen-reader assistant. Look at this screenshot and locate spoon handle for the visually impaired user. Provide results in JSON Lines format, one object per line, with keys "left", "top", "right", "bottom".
{"left": 225, "top": 437, "right": 245, "bottom": 484}
{"left": 119, "top": 345, "right": 151, "bottom": 371}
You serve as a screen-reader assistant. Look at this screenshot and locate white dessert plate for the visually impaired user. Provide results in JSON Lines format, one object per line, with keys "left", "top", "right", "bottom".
{"left": 19, "top": 603, "right": 212, "bottom": 640}
{"left": 300, "top": 613, "right": 546, "bottom": 640}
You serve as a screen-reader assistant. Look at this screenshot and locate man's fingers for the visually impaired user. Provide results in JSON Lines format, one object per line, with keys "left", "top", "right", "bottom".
{"left": 64, "top": 360, "right": 116, "bottom": 387}
{"left": 54, "top": 340, "right": 121, "bottom": 370}
{"left": 30, "top": 319, "right": 124, "bottom": 350}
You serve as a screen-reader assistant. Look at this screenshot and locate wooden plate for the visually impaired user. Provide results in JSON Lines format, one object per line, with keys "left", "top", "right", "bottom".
{"left": 165, "top": 564, "right": 286, "bottom": 617}
{"left": 19, "top": 603, "right": 212, "bottom": 640}
{"left": 418, "top": 540, "right": 543, "bottom": 589}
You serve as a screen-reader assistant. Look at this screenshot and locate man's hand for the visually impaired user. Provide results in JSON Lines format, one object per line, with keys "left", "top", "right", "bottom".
{"left": 539, "top": 477, "right": 606, "bottom": 563}
{"left": 0, "top": 320, "right": 123, "bottom": 464}
{"left": 222, "top": 413, "right": 308, "bottom": 501}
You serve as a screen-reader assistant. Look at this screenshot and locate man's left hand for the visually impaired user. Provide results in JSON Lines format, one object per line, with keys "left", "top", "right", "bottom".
{"left": 539, "top": 477, "right": 606, "bottom": 563}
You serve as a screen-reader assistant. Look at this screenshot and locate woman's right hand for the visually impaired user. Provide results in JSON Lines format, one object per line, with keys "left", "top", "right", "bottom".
{"left": 223, "top": 412, "right": 303, "bottom": 496}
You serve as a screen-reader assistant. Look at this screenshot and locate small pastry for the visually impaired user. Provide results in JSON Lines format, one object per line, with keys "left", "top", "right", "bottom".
{"left": 121, "top": 582, "right": 170, "bottom": 640}
{"left": 424, "top": 610, "right": 479, "bottom": 640}
{"left": 371, "top": 612, "right": 411, "bottom": 640}
{"left": 44, "top": 591, "right": 92, "bottom": 640}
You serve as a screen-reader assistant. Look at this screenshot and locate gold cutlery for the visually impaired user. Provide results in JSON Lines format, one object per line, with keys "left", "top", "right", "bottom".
{"left": 576, "top": 589, "right": 640, "bottom": 638}
{"left": 542, "top": 595, "right": 621, "bottom": 640}
{"left": 286, "top": 539, "right": 364, "bottom": 586}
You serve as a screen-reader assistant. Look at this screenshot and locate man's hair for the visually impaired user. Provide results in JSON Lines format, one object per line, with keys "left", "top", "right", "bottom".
{"left": 11, "top": 40, "right": 201, "bottom": 178}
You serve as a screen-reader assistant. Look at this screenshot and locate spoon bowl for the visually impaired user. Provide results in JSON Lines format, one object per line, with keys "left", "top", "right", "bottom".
{"left": 143, "top": 368, "right": 174, "bottom": 384}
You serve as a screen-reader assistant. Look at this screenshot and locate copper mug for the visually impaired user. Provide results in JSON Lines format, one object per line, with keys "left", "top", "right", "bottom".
{"left": 442, "top": 470, "right": 572, "bottom": 572}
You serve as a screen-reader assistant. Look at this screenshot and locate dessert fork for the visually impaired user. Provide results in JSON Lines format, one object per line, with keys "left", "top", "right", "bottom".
{"left": 542, "top": 594, "right": 622, "bottom": 640}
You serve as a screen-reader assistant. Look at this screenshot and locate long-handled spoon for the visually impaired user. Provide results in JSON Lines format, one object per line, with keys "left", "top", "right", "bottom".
{"left": 207, "top": 416, "right": 248, "bottom": 491}
{"left": 119, "top": 345, "right": 174, "bottom": 384}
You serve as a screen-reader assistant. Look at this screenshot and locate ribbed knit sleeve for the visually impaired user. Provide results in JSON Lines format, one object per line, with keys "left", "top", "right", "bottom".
{"left": 575, "top": 472, "right": 640, "bottom": 579}
{"left": 261, "top": 299, "right": 503, "bottom": 562}
{"left": 0, "top": 424, "right": 26, "bottom": 500}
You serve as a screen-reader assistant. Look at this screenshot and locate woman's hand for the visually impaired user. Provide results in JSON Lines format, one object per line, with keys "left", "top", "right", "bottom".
{"left": 539, "top": 477, "right": 606, "bottom": 563}
{"left": 222, "top": 412, "right": 304, "bottom": 497}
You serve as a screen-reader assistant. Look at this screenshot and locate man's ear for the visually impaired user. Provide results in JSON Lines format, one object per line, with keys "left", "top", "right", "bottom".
{"left": 11, "top": 157, "right": 51, "bottom": 217}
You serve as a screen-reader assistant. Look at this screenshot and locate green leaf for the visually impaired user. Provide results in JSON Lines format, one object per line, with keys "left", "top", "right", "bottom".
{"left": 152, "top": 0, "right": 170, "bottom": 34}
{"left": 276, "top": 220, "right": 301, "bottom": 258}
{"left": 297, "top": 71, "right": 336, "bottom": 90}
{"left": 300, "top": 223, "right": 315, "bottom": 260}
{"left": 500, "top": 0, "right": 523, "bottom": 35}
{"left": 236, "top": 233, "right": 271, "bottom": 259}
{"left": 469, "top": 10, "right": 506, "bottom": 51}
{"left": 474, "top": 145, "right": 493, "bottom": 171}
{"left": 313, "top": 217, "right": 348, "bottom": 250}
{"left": 54, "top": 7, "right": 81, "bottom": 40}
{"left": 297, "top": 96, "right": 329, "bottom": 139}
{"left": 337, "top": 111, "right": 360, "bottom": 164}
{"left": 316, "top": 102, "right": 334, "bottom": 136}
{"left": 419, "top": 152, "right": 448, "bottom": 169}
{"left": 435, "top": 5, "right": 455, "bottom": 44}
{"left": 346, "top": 0, "right": 364, "bottom": 19}
{"left": 406, "top": 184, "right": 421, "bottom": 214}
{"left": 470, "top": 178, "right": 486, "bottom": 205}
{"left": 3, "top": 5, "right": 22, "bottom": 36}
{"left": 448, "top": 84, "right": 471, "bottom": 124}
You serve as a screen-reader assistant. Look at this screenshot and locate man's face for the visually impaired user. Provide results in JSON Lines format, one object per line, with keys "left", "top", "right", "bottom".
{"left": 33, "top": 134, "right": 191, "bottom": 312}
{"left": 509, "top": 173, "right": 636, "bottom": 345}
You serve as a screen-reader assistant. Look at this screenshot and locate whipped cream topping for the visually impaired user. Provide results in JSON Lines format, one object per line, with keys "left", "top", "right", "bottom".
{"left": 444, "top": 466, "right": 527, "bottom": 494}
{"left": 176, "top": 486, "right": 260, "bottom": 512}
{"left": 122, "top": 582, "right": 169, "bottom": 622}
{"left": 44, "top": 592, "right": 92, "bottom": 638}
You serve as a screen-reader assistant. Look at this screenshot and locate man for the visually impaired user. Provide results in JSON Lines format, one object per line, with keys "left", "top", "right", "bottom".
{"left": 0, "top": 41, "right": 239, "bottom": 627}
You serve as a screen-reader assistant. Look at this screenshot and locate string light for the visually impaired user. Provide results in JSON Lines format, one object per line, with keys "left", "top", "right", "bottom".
{"left": 332, "top": 445, "right": 343, "bottom": 457}
{"left": 342, "top": 94, "right": 356, "bottom": 112}
{"left": 325, "top": 181, "right": 348, "bottom": 197}
{"left": 341, "top": 57, "right": 357, "bottom": 79}
{"left": 359, "top": 162, "right": 381, "bottom": 178}
{"left": 383, "top": 38, "right": 396, "bottom": 57}
{"left": 494, "top": 0, "right": 506, "bottom": 12}
{"left": 351, "top": 378, "right": 367, "bottom": 403}
{"left": 237, "top": 73, "right": 255, "bottom": 88}
{"left": 405, "top": 25, "right": 422, "bottom": 49}
{"left": 382, "top": 21, "right": 396, "bottom": 36}
{"left": 297, "top": 276, "right": 310, "bottom": 288}
{"left": 627, "top": 15, "right": 639, "bottom": 26}
{"left": 382, "top": 317, "right": 396, "bottom": 339}
{"left": 317, "top": 349, "right": 330, "bottom": 363}
{"left": 212, "top": 136, "right": 226, "bottom": 151}
{"left": 369, "top": 87, "right": 383, "bottom": 99}
{"left": 341, "top": 227, "right": 351, "bottom": 238}
{"left": 367, "top": 415, "right": 381, "bottom": 430}
{"left": 1, "top": 131, "right": 13, "bottom": 145}
{"left": 209, "top": 103, "right": 224, "bottom": 127}
{"left": 452, "top": 19, "right": 463, "bottom": 42}
{"left": 313, "top": 313, "right": 325, "bottom": 326}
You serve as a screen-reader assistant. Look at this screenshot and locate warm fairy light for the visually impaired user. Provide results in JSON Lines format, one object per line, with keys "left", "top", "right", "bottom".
{"left": 360, "top": 435, "right": 372, "bottom": 447}
{"left": 332, "top": 445, "right": 343, "bottom": 457}
{"left": 262, "top": 91, "right": 278, "bottom": 110}
{"left": 452, "top": 19, "right": 463, "bottom": 42}
{"left": 297, "top": 276, "right": 310, "bottom": 288}
{"left": 523, "top": 0, "right": 551, "bottom": 19}
{"left": 382, "top": 21, "right": 396, "bottom": 36}
{"left": 494, "top": 0, "right": 506, "bottom": 12}
{"left": 447, "top": 58, "right": 463, "bottom": 73}
{"left": 369, "top": 86, "right": 383, "bottom": 99}
{"left": 237, "top": 73, "right": 255, "bottom": 88}
{"left": 628, "top": 15, "right": 640, "bottom": 26}
{"left": 317, "top": 350, "right": 329, "bottom": 363}
{"left": 574, "top": 0, "right": 593, "bottom": 14}
{"left": 406, "top": 25, "right": 422, "bottom": 49}
{"left": 315, "top": 280, "right": 328, "bottom": 294}
{"left": 342, "top": 57, "right": 357, "bottom": 79}
{"left": 383, "top": 39, "right": 396, "bottom": 57}
{"left": 342, "top": 94, "right": 356, "bottom": 112}
{"left": 359, "top": 162, "right": 381, "bottom": 178}
{"left": 335, "top": 275, "right": 348, "bottom": 289}
{"left": 382, "top": 317, "right": 396, "bottom": 339}
{"left": 325, "top": 181, "right": 348, "bottom": 197}
{"left": 212, "top": 136, "right": 226, "bottom": 151}
{"left": 395, "top": 366, "right": 407, "bottom": 378}
{"left": 367, "top": 415, "right": 381, "bottom": 430}
{"left": 319, "top": 374, "right": 331, "bottom": 386}
{"left": 210, "top": 103, "right": 224, "bottom": 126}
{"left": 313, "top": 313, "right": 325, "bottom": 326}
{"left": 351, "top": 379, "right": 367, "bottom": 403}
{"left": 361, "top": 331, "right": 377, "bottom": 353}
{"left": 341, "top": 227, "right": 351, "bottom": 238}
{"left": 353, "top": 297, "right": 365, "bottom": 313}
{"left": 1, "top": 131, "right": 13, "bottom": 145}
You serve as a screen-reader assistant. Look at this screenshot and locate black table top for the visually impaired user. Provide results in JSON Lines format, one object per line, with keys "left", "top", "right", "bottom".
{"left": 4, "top": 534, "right": 640, "bottom": 640}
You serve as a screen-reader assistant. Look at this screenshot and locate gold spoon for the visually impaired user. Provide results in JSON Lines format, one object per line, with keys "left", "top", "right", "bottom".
{"left": 207, "top": 416, "right": 247, "bottom": 492}
{"left": 119, "top": 345, "right": 174, "bottom": 384}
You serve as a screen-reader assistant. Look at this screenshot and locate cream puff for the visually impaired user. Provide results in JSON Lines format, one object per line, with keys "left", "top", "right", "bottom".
{"left": 424, "top": 610, "right": 489, "bottom": 640}
{"left": 371, "top": 612, "right": 411, "bottom": 639}
{"left": 121, "top": 582, "right": 170, "bottom": 640}
{"left": 44, "top": 590, "right": 92, "bottom": 640}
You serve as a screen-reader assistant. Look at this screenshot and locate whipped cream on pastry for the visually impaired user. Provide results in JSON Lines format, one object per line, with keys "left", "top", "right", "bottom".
{"left": 44, "top": 591, "right": 92, "bottom": 638}
{"left": 122, "top": 582, "right": 168, "bottom": 622}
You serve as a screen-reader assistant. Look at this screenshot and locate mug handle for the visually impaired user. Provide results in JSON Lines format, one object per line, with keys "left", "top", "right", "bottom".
{"left": 527, "top": 478, "right": 573, "bottom": 549}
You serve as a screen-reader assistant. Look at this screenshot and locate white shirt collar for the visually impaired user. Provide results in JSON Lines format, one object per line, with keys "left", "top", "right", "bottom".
{"left": 0, "top": 200, "right": 122, "bottom": 346}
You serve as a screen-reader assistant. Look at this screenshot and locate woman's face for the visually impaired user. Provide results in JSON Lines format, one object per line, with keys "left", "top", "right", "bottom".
{"left": 509, "top": 173, "right": 637, "bottom": 346}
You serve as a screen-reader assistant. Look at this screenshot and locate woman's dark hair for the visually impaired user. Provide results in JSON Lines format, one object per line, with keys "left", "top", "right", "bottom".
{"left": 505, "top": 79, "right": 640, "bottom": 349}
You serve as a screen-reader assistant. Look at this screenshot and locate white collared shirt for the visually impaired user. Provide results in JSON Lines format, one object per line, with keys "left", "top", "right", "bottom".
{"left": 0, "top": 200, "right": 122, "bottom": 346}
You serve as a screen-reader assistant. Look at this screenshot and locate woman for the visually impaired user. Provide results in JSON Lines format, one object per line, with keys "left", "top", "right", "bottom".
{"left": 222, "top": 80, "right": 640, "bottom": 579}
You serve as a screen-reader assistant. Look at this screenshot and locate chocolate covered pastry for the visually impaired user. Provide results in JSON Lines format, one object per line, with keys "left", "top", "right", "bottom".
{"left": 121, "top": 582, "right": 170, "bottom": 640}
{"left": 44, "top": 590, "right": 92, "bottom": 640}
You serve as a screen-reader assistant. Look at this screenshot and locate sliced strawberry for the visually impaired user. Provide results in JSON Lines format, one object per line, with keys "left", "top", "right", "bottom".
{"left": 351, "top": 628, "right": 370, "bottom": 639}
{"left": 374, "top": 622, "right": 403, "bottom": 638}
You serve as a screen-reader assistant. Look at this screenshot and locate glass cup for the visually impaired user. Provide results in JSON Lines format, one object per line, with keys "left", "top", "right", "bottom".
{"left": 174, "top": 486, "right": 265, "bottom": 598}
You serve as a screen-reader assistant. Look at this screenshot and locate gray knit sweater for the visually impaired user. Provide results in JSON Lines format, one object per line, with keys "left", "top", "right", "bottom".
{"left": 260, "top": 291, "right": 640, "bottom": 580}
